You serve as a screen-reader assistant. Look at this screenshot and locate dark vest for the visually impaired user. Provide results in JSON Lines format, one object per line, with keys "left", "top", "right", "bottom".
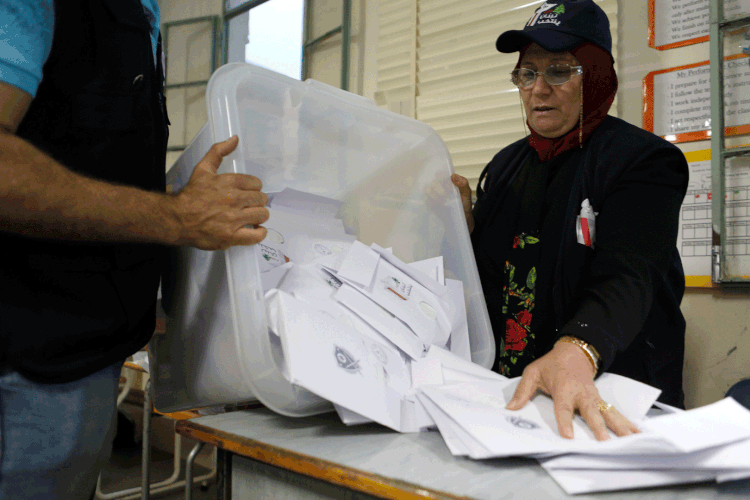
{"left": 1, "top": 0, "right": 169, "bottom": 383}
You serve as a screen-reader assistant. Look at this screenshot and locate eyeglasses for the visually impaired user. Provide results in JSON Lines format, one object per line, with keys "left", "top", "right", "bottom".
{"left": 510, "top": 64, "right": 583, "bottom": 89}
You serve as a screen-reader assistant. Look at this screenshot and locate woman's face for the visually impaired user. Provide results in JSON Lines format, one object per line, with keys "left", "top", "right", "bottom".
{"left": 519, "top": 44, "right": 583, "bottom": 139}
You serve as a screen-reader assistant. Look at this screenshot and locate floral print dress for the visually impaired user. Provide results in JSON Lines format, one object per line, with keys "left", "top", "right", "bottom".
{"left": 496, "top": 232, "right": 541, "bottom": 377}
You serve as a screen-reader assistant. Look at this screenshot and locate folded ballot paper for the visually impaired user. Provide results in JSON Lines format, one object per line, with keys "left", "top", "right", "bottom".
{"left": 260, "top": 188, "right": 750, "bottom": 494}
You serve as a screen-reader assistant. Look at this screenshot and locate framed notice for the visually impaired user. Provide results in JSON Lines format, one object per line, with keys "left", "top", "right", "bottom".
{"left": 643, "top": 54, "right": 750, "bottom": 144}
{"left": 679, "top": 150, "right": 750, "bottom": 287}
{"left": 649, "top": 0, "right": 750, "bottom": 51}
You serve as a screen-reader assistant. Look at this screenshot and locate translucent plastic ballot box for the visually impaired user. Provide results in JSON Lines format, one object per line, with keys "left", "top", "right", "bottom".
{"left": 150, "top": 63, "right": 493, "bottom": 416}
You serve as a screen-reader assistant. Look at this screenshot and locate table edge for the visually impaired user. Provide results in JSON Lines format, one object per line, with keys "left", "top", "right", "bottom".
{"left": 176, "top": 419, "right": 473, "bottom": 500}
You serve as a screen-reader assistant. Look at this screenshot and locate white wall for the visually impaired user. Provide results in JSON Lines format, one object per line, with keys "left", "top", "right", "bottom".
{"left": 158, "top": 0, "right": 750, "bottom": 409}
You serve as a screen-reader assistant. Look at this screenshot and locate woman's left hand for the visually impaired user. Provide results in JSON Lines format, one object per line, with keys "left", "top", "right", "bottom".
{"left": 506, "top": 341, "right": 640, "bottom": 440}
{"left": 451, "top": 173, "right": 474, "bottom": 234}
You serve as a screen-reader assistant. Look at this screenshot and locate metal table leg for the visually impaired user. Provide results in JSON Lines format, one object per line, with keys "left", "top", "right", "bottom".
{"left": 141, "top": 378, "right": 152, "bottom": 500}
{"left": 185, "top": 442, "right": 205, "bottom": 500}
{"left": 216, "top": 448, "right": 232, "bottom": 500}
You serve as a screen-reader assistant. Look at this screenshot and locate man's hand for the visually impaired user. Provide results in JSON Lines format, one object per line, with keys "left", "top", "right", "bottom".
{"left": 506, "top": 341, "right": 640, "bottom": 440}
{"left": 450, "top": 173, "right": 474, "bottom": 234}
{"left": 0, "top": 79, "right": 268, "bottom": 250}
{"left": 168, "top": 136, "right": 269, "bottom": 250}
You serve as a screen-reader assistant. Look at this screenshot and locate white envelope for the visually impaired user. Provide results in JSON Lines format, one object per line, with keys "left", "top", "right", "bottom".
{"left": 400, "top": 396, "right": 436, "bottom": 433}
{"left": 264, "top": 208, "right": 347, "bottom": 263}
{"left": 718, "top": 469, "right": 750, "bottom": 483}
{"left": 409, "top": 256, "right": 445, "bottom": 286}
{"left": 416, "top": 393, "right": 494, "bottom": 459}
{"left": 256, "top": 242, "right": 291, "bottom": 273}
{"left": 638, "top": 397, "right": 750, "bottom": 453}
{"left": 583, "top": 373, "right": 662, "bottom": 425}
{"left": 424, "top": 345, "right": 506, "bottom": 383}
{"left": 265, "top": 206, "right": 344, "bottom": 238}
{"left": 419, "top": 376, "right": 670, "bottom": 458}
{"left": 336, "top": 240, "right": 381, "bottom": 288}
{"left": 370, "top": 243, "right": 448, "bottom": 298}
{"left": 269, "top": 187, "right": 344, "bottom": 219}
{"left": 500, "top": 372, "right": 660, "bottom": 433}
{"left": 335, "top": 405, "right": 373, "bottom": 426}
{"left": 339, "top": 258, "right": 449, "bottom": 346}
{"left": 334, "top": 283, "right": 426, "bottom": 360}
{"left": 275, "top": 290, "right": 404, "bottom": 431}
{"left": 410, "top": 355, "right": 444, "bottom": 390}
{"left": 419, "top": 381, "right": 578, "bottom": 458}
{"left": 444, "top": 279, "right": 470, "bottom": 359}
{"left": 292, "top": 294, "right": 413, "bottom": 397}
{"left": 287, "top": 233, "right": 357, "bottom": 266}
{"left": 260, "top": 261, "right": 293, "bottom": 292}
{"left": 541, "top": 435, "right": 750, "bottom": 471}
{"left": 415, "top": 395, "right": 470, "bottom": 456}
{"left": 544, "top": 468, "right": 719, "bottom": 495}
{"left": 277, "top": 263, "right": 339, "bottom": 303}
{"left": 309, "top": 251, "right": 349, "bottom": 275}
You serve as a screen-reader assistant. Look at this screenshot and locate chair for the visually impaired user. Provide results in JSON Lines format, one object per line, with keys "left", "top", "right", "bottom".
{"left": 95, "top": 360, "right": 216, "bottom": 500}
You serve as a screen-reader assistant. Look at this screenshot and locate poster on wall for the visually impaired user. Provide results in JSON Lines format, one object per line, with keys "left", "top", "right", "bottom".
{"left": 643, "top": 55, "right": 750, "bottom": 144}
{"left": 649, "top": 0, "right": 750, "bottom": 50}
{"left": 680, "top": 150, "right": 713, "bottom": 286}
{"left": 679, "top": 150, "right": 750, "bottom": 286}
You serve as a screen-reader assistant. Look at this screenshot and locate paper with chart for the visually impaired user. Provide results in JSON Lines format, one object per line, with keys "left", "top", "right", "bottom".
{"left": 678, "top": 156, "right": 712, "bottom": 278}
{"left": 679, "top": 151, "right": 750, "bottom": 281}
{"left": 725, "top": 156, "right": 750, "bottom": 276}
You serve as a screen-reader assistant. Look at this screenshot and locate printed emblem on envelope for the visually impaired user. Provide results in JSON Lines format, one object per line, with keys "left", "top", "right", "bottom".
{"left": 334, "top": 346, "right": 361, "bottom": 374}
{"left": 314, "top": 243, "right": 333, "bottom": 255}
{"left": 371, "top": 344, "right": 388, "bottom": 364}
{"left": 325, "top": 275, "right": 342, "bottom": 289}
{"left": 382, "top": 276, "right": 412, "bottom": 300}
{"left": 506, "top": 415, "right": 540, "bottom": 430}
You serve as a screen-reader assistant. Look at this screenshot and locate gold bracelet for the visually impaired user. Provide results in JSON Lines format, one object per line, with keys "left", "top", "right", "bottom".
{"left": 556, "top": 335, "right": 600, "bottom": 375}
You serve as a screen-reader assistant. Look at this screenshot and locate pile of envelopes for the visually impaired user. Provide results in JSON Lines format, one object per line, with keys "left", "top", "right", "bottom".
{"left": 259, "top": 188, "right": 750, "bottom": 495}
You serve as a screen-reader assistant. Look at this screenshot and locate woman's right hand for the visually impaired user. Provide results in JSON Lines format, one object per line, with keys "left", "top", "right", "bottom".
{"left": 451, "top": 174, "right": 474, "bottom": 234}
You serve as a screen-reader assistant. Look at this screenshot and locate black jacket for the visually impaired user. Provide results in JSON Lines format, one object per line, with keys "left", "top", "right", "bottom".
{"left": 472, "top": 116, "right": 689, "bottom": 407}
{"left": 0, "top": 0, "right": 169, "bottom": 383}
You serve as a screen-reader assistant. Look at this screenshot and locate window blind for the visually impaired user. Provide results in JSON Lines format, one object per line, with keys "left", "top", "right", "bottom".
{"left": 376, "top": 0, "right": 619, "bottom": 188}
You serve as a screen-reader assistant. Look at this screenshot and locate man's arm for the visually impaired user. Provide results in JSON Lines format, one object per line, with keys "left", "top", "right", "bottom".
{"left": 0, "top": 81, "right": 268, "bottom": 250}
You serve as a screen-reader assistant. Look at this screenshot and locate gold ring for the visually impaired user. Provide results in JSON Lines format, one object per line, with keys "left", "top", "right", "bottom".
{"left": 597, "top": 402, "right": 614, "bottom": 413}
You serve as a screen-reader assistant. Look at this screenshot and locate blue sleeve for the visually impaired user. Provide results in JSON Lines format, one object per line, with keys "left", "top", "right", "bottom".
{"left": 0, "top": 0, "right": 54, "bottom": 97}
{"left": 140, "top": 0, "right": 161, "bottom": 65}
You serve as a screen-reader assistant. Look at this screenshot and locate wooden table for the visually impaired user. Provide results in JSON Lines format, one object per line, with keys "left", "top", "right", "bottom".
{"left": 175, "top": 407, "right": 750, "bottom": 500}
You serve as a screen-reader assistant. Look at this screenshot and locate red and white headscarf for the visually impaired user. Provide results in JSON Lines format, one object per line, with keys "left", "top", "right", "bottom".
{"left": 519, "top": 42, "right": 618, "bottom": 162}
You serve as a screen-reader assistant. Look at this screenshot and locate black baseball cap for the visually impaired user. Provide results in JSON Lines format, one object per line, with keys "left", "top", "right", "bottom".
{"left": 496, "top": 0, "right": 612, "bottom": 56}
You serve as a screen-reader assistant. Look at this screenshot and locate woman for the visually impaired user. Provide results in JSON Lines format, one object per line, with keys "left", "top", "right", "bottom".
{"left": 452, "top": 0, "right": 688, "bottom": 440}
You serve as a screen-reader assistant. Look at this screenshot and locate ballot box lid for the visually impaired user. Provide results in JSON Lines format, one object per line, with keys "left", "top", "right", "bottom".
{"left": 150, "top": 63, "right": 493, "bottom": 416}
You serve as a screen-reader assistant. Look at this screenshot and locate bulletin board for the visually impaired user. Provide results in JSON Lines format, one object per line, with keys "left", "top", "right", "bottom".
{"left": 648, "top": 0, "right": 750, "bottom": 51}
{"left": 643, "top": 54, "right": 750, "bottom": 144}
